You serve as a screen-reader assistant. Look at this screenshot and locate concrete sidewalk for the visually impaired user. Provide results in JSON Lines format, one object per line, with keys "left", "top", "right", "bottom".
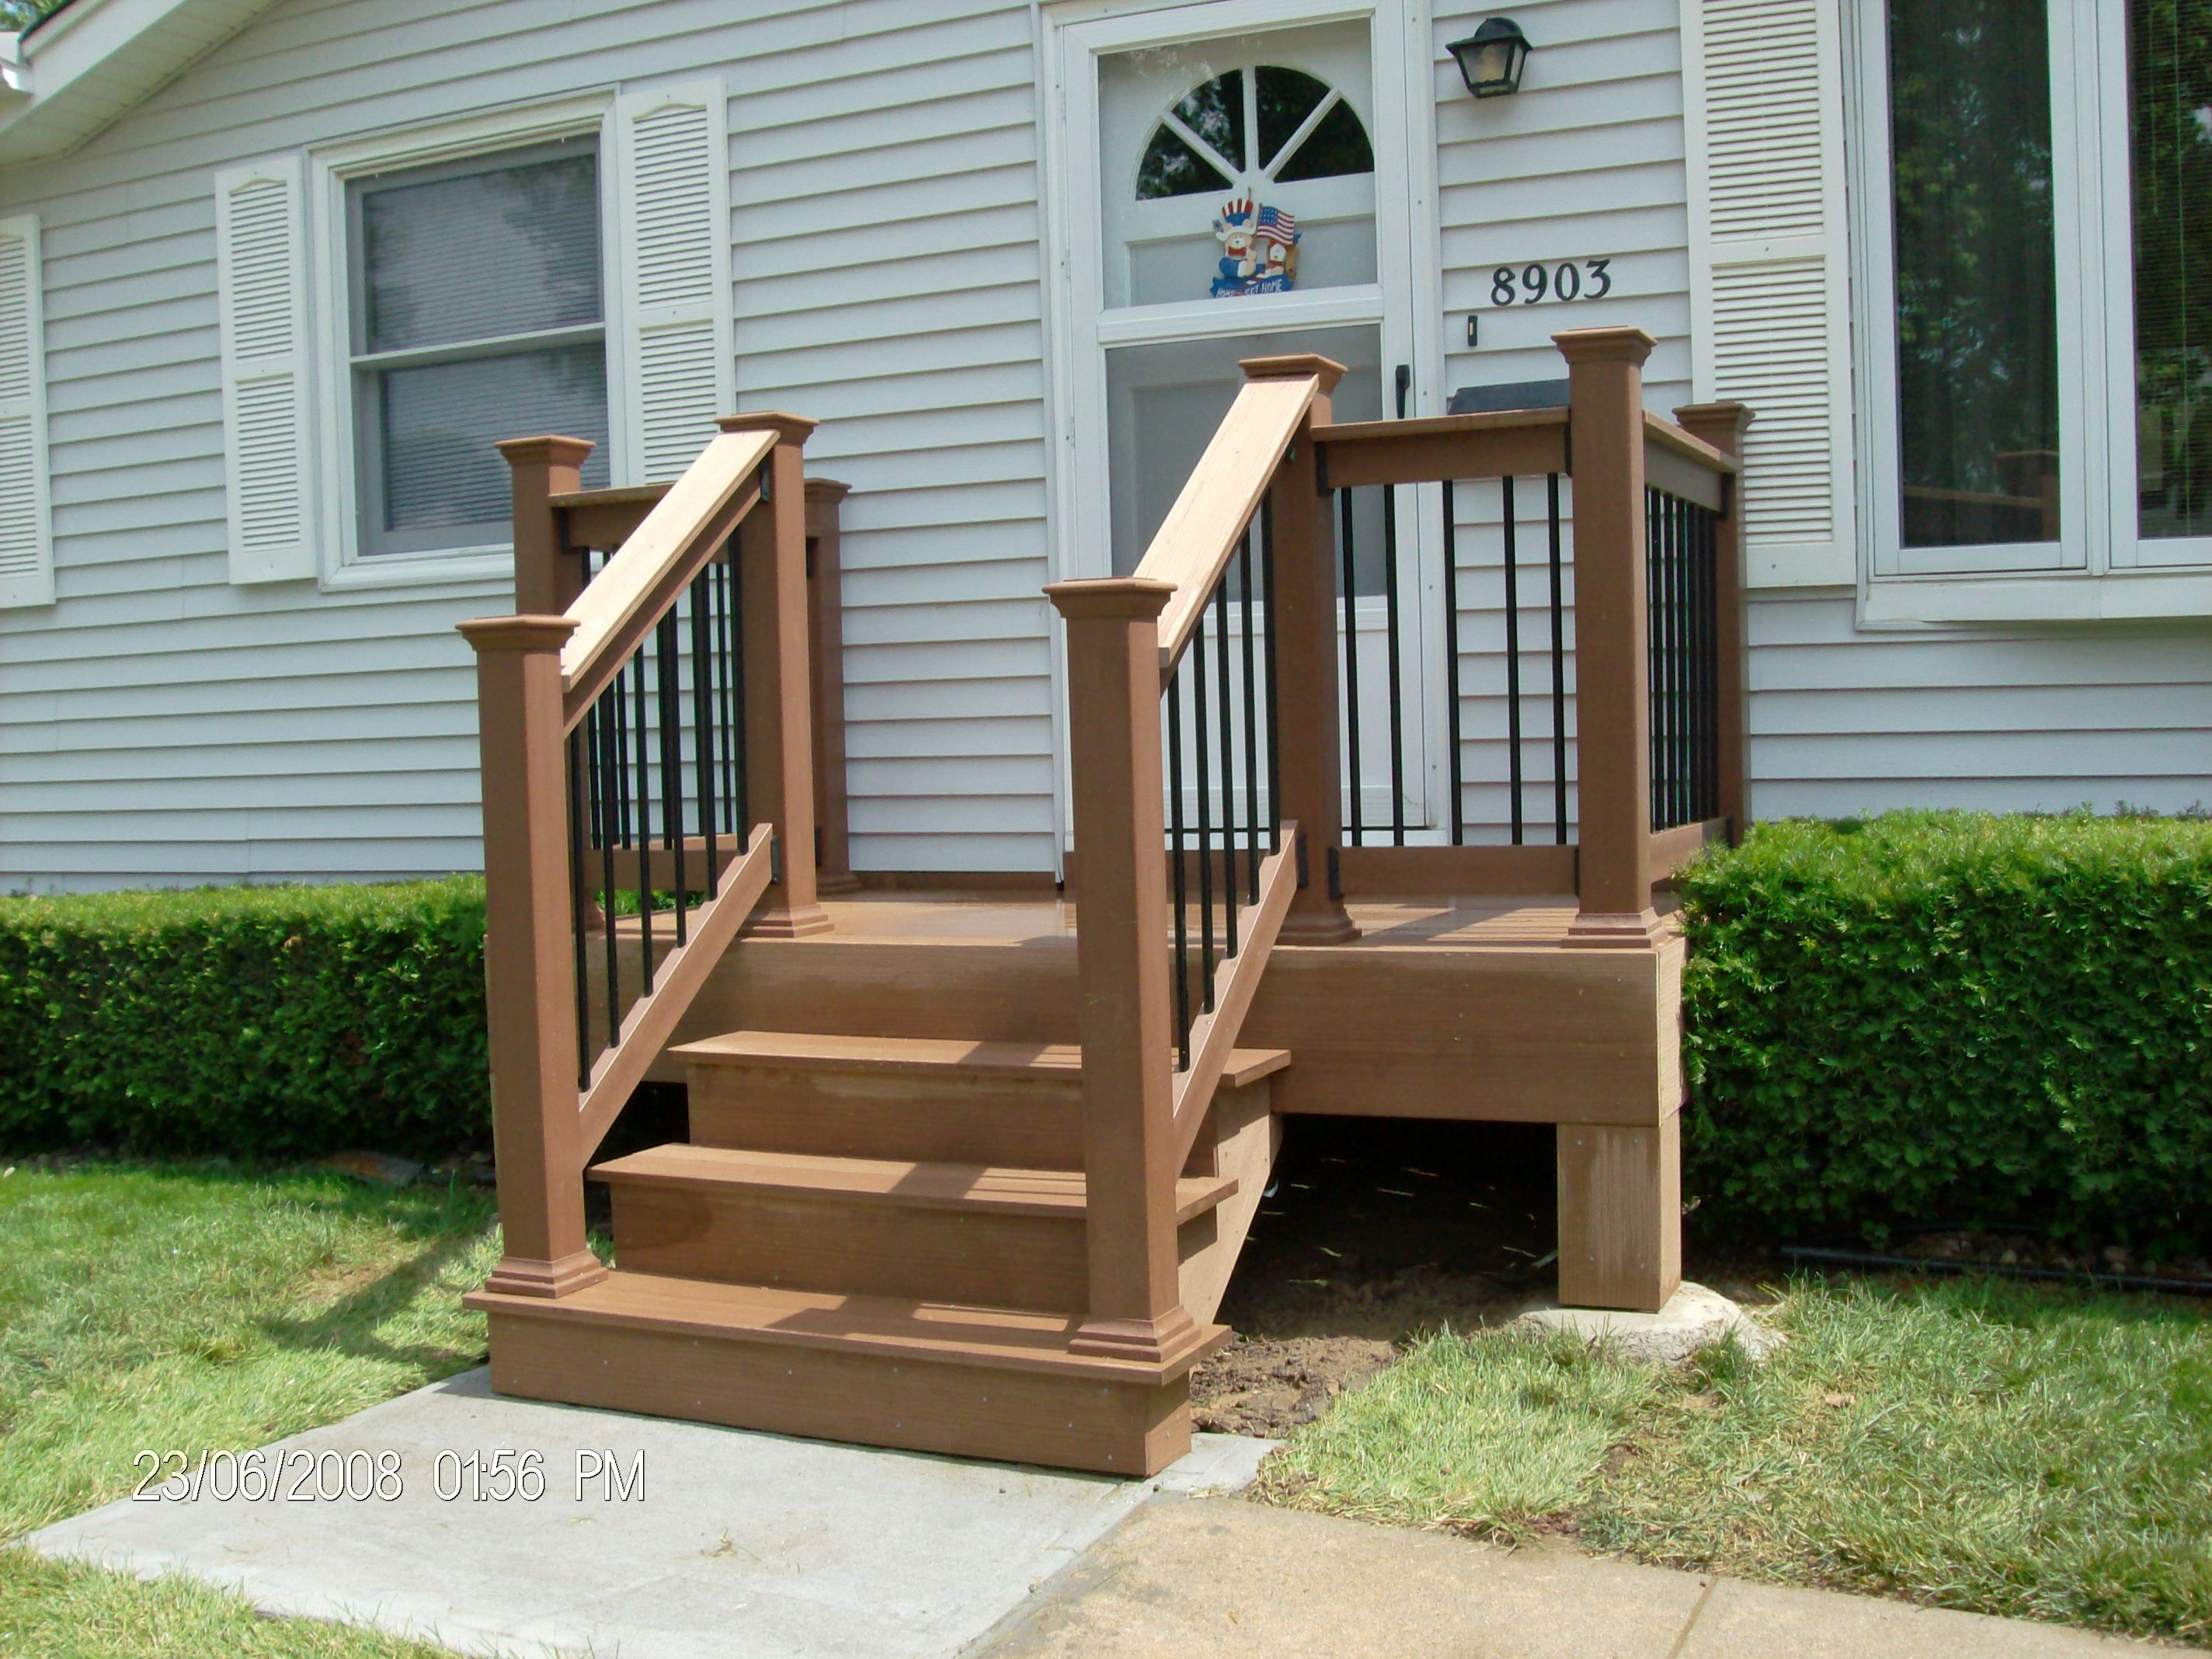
{"left": 980, "top": 1495, "right": 2153, "bottom": 1658}
{"left": 26, "top": 1369, "right": 2163, "bottom": 1658}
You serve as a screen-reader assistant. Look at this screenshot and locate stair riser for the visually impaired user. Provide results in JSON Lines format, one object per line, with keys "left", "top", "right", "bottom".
{"left": 485, "top": 1309, "right": 1189, "bottom": 1476}
{"left": 607, "top": 1184, "right": 1213, "bottom": 1313}
{"left": 680, "top": 938, "right": 1083, "bottom": 1049}
{"left": 687, "top": 1064, "right": 1086, "bottom": 1168}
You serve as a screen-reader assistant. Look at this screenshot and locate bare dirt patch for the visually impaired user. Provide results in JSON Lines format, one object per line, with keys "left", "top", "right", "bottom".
{"left": 1189, "top": 1117, "right": 1564, "bottom": 1436}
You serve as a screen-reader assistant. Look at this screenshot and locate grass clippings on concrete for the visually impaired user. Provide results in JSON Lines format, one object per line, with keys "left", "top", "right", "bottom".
{"left": 1256, "top": 1272, "right": 2212, "bottom": 1647}
{"left": 0, "top": 1157, "right": 497, "bottom": 1657}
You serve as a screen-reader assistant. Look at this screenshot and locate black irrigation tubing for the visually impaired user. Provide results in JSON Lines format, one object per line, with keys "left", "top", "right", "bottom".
{"left": 1779, "top": 1242, "right": 2212, "bottom": 1298}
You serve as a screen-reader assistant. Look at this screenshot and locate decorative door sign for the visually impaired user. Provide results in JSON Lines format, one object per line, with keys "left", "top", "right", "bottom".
{"left": 1212, "top": 197, "right": 1301, "bottom": 297}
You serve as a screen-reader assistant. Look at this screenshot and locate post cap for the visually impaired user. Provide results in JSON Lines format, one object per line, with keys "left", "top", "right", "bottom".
{"left": 718, "top": 411, "right": 819, "bottom": 447}
{"left": 457, "top": 614, "right": 580, "bottom": 654}
{"left": 1552, "top": 326, "right": 1656, "bottom": 367}
{"left": 1240, "top": 353, "right": 1347, "bottom": 394}
{"left": 1043, "top": 576, "right": 1175, "bottom": 621}
{"left": 804, "top": 476, "right": 852, "bottom": 501}
{"left": 495, "top": 435, "right": 597, "bottom": 469}
{"left": 1672, "top": 401, "right": 1755, "bottom": 451}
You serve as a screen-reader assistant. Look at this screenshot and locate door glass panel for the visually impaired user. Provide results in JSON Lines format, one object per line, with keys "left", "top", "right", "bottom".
{"left": 2127, "top": 0, "right": 2212, "bottom": 542}
{"left": 1886, "top": 0, "right": 2062, "bottom": 548}
{"left": 1105, "top": 323, "right": 1382, "bottom": 580}
{"left": 1100, "top": 23, "right": 1378, "bottom": 308}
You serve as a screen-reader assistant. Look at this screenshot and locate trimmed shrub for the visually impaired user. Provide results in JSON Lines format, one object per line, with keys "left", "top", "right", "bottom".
{"left": 1678, "top": 812, "right": 2212, "bottom": 1250}
{"left": 0, "top": 879, "right": 489, "bottom": 1159}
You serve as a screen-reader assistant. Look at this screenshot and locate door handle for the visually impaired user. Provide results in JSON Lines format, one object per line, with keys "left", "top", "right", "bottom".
{"left": 1395, "top": 363, "right": 1410, "bottom": 419}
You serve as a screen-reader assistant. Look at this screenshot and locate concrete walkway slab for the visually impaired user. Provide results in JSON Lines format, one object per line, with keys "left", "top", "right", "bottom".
{"left": 24, "top": 1369, "right": 1274, "bottom": 1659}
{"left": 976, "top": 1496, "right": 2158, "bottom": 1659}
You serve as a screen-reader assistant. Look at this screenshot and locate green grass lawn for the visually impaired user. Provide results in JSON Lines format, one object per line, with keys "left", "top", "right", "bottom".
{"left": 0, "top": 1158, "right": 497, "bottom": 1657}
{"left": 1258, "top": 1273, "right": 2212, "bottom": 1647}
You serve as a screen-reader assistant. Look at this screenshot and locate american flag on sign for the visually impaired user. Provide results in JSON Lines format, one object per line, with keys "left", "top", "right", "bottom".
{"left": 1256, "top": 205, "right": 1299, "bottom": 240}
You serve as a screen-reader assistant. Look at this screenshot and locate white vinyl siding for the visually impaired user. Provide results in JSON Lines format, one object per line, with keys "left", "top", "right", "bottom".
{"left": 0, "top": 0, "right": 1055, "bottom": 889}
{"left": 214, "top": 155, "right": 315, "bottom": 584}
{"left": 0, "top": 214, "right": 54, "bottom": 610}
{"left": 1682, "top": 0, "right": 1856, "bottom": 587}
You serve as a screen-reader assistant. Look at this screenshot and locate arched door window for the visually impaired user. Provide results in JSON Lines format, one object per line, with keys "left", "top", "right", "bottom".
{"left": 1101, "top": 37, "right": 1378, "bottom": 308}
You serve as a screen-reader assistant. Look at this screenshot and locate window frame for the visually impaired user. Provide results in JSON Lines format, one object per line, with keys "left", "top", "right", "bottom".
{"left": 308, "top": 93, "right": 620, "bottom": 592}
{"left": 1846, "top": 0, "right": 2212, "bottom": 617}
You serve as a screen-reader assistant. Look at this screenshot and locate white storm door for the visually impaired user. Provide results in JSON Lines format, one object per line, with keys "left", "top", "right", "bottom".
{"left": 1052, "top": 0, "right": 1440, "bottom": 836}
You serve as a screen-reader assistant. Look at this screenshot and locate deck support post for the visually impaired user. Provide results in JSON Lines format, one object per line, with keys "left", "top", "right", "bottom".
{"left": 722, "top": 413, "right": 832, "bottom": 938}
{"left": 459, "top": 614, "right": 607, "bottom": 1302}
{"left": 804, "top": 477, "right": 860, "bottom": 896}
{"left": 1557, "top": 1116, "right": 1682, "bottom": 1312}
{"left": 1045, "top": 576, "right": 1196, "bottom": 1365}
{"left": 1671, "top": 402, "right": 1754, "bottom": 843}
{"left": 1248, "top": 353, "right": 1357, "bottom": 944}
{"left": 498, "top": 435, "right": 594, "bottom": 616}
{"left": 1556, "top": 329, "right": 1662, "bottom": 948}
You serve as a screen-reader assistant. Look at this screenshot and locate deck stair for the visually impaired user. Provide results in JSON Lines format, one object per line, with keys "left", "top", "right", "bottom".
{"left": 474, "top": 1027, "right": 1289, "bottom": 1473}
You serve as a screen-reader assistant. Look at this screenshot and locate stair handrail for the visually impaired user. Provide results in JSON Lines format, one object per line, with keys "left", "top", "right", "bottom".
{"left": 461, "top": 412, "right": 826, "bottom": 1304}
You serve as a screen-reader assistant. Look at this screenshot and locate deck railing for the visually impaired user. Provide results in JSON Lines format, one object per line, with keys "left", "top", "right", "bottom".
{"left": 462, "top": 413, "right": 823, "bottom": 1302}
{"left": 1049, "top": 326, "right": 1748, "bottom": 1348}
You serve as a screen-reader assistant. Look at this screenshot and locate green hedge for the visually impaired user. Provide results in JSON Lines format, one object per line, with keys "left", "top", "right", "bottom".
{"left": 1678, "top": 812, "right": 2212, "bottom": 1250}
{"left": 0, "top": 879, "right": 489, "bottom": 1159}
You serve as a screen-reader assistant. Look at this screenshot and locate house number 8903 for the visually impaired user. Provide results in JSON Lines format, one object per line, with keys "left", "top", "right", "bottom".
{"left": 1491, "top": 259, "right": 1612, "bottom": 306}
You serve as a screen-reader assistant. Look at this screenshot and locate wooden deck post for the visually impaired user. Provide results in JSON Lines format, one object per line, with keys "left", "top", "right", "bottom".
{"left": 1556, "top": 329, "right": 1661, "bottom": 948}
{"left": 1045, "top": 576, "right": 1197, "bottom": 1365}
{"left": 805, "top": 478, "right": 859, "bottom": 896}
{"left": 457, "top": 614, "right": 607, "bottom": 1301}
{"left": 497, "top": 436, "right": 594, "bottom": 616}
{"left": 720, "top": 414, "right": 832, "bottom": 938}
{"left": 1671, "top": 402, "right": 1754, "bottom": 843}
{"left": 1557, "top": 1116, "right": 1681, "bottom": 1311}
{"left": 1246, "top": 353, "right": 1356, "bottom": 944}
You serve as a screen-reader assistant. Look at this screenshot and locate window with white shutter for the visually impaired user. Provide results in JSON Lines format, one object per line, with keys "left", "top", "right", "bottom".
{"left": 215, "top": 158, "right": 317, "bottom": 585}
{"left": 612, "top": 82, "right": 734, "bottom": 483}
{"left": 0, "top": 214, "right": 53, "bottom": 610}
{"left": 1682, "top": 0, "right": 1858, "bottom": 588}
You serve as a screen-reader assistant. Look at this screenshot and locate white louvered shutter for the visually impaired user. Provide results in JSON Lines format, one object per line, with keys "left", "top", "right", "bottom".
{"left": 613, "top": 82, "right": 734, "bottom": 484}
{"left": 1682, "top": 0, "right": 1857, "bottom": 587}
{"left": 0, "top": 214, "right": 53, "bottom": 610}
{"left": 215, "top": 158, "right": 316, "bottom": 584}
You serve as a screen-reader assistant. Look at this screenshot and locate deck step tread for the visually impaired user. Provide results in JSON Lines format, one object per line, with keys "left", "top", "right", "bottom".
{"left": 468, "top": 1271, "right": 1229, "bottom": 1382}
{"left": 591, "top": 1143, "right": 1236, "bottom": 1224}
{"left": 672, "top": 1029, "right": 1289, "bottom": 1087}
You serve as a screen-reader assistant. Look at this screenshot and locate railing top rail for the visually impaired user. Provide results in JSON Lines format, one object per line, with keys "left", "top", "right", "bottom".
{"left": 1643, "top": 409, "right": 1742, "bottom": 476}
{"left": 1312, "top": 405, "right": 1569, "bottom": 448}
{"left": 1132, "top": 366, "right": 1328, "bottom": 672}
{"left": 1311, "top": 406, "right": 1570, "bottom": 490}
{"left": 548, "top": 482, "right": 671, "bottom": 513}
{"left": 558, "top": 426, "right": 777, "bottom": 712}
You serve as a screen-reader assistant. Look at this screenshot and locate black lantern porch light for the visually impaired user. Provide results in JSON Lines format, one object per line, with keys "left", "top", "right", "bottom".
{"left": 1447, "top": 18, "right": 1533, "bottom": 97}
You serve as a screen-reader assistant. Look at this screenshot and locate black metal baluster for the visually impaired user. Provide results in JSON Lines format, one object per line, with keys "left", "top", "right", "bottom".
{"left": 1167, "top": 673, "right": 1191, "bottom": 1068}
{"left": 1382, "top": 482, "right": 1405, "bottom": 846}
{"left": 632, "top": 642, "right": 656, "bottom": 989}
{"left": 568, "top": 725, "right": 590, "bottom": 1090}
{"left": 692, "top": 569, "right": 719, "bottom": 897}
{"left": 1261, "top": 499, "right": 1281, "bottom": 854}
{"left": 728, "top": 548, "right": 750, "bottom": 833}
{"left": 596, "top": 687, "right": 621, "bottom": 1053}
{"left": 1240, "top": 530, "right": 1261, "bottom": 903}
{"left": 1442, "top": 480, "right": 1462, "bottom": 845}
{"left": 1503, "top": 475, "right": 1524, "bottom": 845}
{"left": 1193, "top": 617, "right": 1215, "bottom": 1014}
{"left": 1645, "top": 489, "right": 1661, "bottom": 827}
{"left": 1214, "top": 579, "right": 1237, "bottom": 955}
{"left": 658, "top": 610, "right": 687, "bottom": 947}
{"left": 1338, "top": 489, "right": 1362, "bottom": 847}
{"left": 1548, "top": 475, "right": 1568, "bottom": 845}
